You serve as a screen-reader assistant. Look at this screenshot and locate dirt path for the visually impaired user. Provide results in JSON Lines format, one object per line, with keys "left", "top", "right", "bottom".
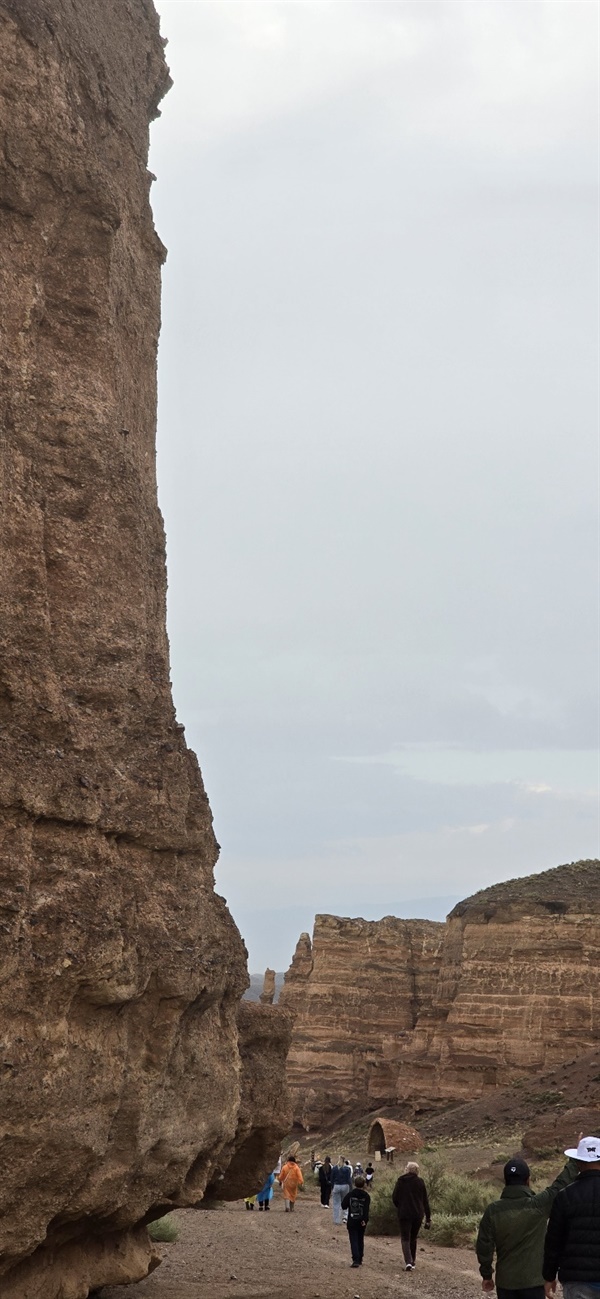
{"left": 103, "top": 1193, "right": 482, "bottom": 1299}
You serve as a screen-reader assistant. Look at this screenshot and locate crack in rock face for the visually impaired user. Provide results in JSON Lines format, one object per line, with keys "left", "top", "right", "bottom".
{"left": 0, "top": 2, "right": 292, "bottom": 1293}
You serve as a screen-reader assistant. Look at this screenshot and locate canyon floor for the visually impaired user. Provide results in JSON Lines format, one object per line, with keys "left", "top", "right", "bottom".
{"left": 100, "top": 1104, "right": 589, "bottom": 1299}
{"left": 103, "top": 1193, "right": 481, "bottom": 1299}
{"left": 100, "top": 1066, "right": 600, "bottom": 1299}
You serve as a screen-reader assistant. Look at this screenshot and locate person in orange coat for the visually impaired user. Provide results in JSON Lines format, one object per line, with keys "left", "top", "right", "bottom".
{"left": 278, "top": 1155, "right": 304, "bottom": 1212}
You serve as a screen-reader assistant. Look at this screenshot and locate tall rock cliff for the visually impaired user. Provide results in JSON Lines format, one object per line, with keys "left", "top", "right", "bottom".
{"left": 395, "top": 860, "right": 600, "bottom": 1110}
{"left": 279, "top": 915, "right": 444, "bottom": 1129}
{"left": 0, "top": 3, "right": 290, "bottom": 1295}
{"left": 282, "top": 862, "right": 600, "bottom": 1130}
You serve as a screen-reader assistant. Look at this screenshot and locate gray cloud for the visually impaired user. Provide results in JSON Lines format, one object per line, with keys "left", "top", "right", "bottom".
{"left": 151, "top": 0, "right": 599, "bottom": 969}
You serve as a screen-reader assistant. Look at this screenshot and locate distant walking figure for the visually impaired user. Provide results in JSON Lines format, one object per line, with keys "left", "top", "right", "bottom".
{"left": 365, "top": 1162, "right": 375, "bottom": 1188}
{"left": 318, "top": 1156, "right": 333, "bottom": 1207}
{"left": 392, "top": 1161, "right": 431, "bottom": 1271}
{"left": 342, "top": 1175, "right": 371, "bottom": 1267}
{"left": 257, "top": 1171, "right": 275, "bottom": 1211}
{"left": 331, "top": 1156, "right": 353, "bottom": 1225}
{"left": 278, "top": 1155, "right": 304, "bottom": 1212}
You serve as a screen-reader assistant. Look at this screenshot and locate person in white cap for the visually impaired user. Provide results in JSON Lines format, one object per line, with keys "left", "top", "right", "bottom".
{"left": 543, "top": 1135, "right": 600, "bottom": 1299}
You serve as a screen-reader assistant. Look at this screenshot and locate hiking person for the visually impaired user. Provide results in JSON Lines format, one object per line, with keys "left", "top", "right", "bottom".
{"left": 365, "top": 1162, "right": 375, "bottom": 1188}
{"left": 543, "top": 1135, "right": 600, "bottom": 1299}
{"left": 392, "top": 1160, "right": 431, "bottom": 1272}
{"left": 342, "top": 1175, "right": 371, "bottom": 1268}
{"left": 476, "top": 1147, "right": 579, "bottom": 1298}
{"left": 257, "top": 1170, "right": 275, "bottom": 1211}
{"left": 331, "top": 1155, "right": 353, "bottom": 1224}
{"left": 277, "top": 1154, "right": 304, "bottom": 1213}
{"left": 318, "top": 1156, "right": 333, "bottom": 1208}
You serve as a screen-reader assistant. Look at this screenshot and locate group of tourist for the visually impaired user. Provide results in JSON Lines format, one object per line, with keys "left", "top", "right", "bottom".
{"left": 242, "top": 1132, "right": 600, "bottom": 1294}
{"left": 244, "top": 1156, "right": 305, "bottom": 1212}
{"left": 315, "top": 1152, "right": 430, "bottom": 1269}
{"left": 316, "top": 1156, "right": 373, "bottom": 1213}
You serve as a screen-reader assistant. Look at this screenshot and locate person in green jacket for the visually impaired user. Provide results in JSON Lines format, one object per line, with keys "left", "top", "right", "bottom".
{"left": 476, "top": 1150, "right": 579, "bottom": 1299}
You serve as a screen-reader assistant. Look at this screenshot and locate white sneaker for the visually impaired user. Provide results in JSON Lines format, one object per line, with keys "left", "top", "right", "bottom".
{"left": 405, "top": 1263, "right": 414, "bottom": 1271}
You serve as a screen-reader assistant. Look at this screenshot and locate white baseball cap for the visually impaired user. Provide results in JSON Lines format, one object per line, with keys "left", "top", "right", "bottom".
{"left": 564, "top": 1136, "right": 600, "bottom": 1162}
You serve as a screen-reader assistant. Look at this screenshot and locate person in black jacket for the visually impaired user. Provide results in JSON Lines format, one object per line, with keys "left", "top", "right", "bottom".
{"left": 392, "top": 1161, "right": 431, "bottom": 1271}
{"left": 341, "top": 1176, "right": 370, "bottom": 1267}
{"left": 543, "top": 1135, "right": 600, "bottom": 1299}
{"left": 318, "top": 1156, "right": 333, "bottom": 1207}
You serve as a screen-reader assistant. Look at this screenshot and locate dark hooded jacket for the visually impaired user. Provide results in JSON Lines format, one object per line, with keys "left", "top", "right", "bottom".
{"left": 391, "top": 1172, "right": 431, "bottom": 1223}
{"left": 543, "top": 1167, "right": 600, "bottom": 1285}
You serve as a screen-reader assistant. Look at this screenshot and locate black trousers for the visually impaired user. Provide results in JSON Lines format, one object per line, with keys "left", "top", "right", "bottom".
{"left": 347, "top": 1222, "right": 365, "bottom": 1264}
{"left": 496, "top": 1288, "right": 545, "bottom": 1299}
{"left": 398, "top": 1217, "right": 422, "bottom": 1266}
{"left": 320, "top": 1184, "right": 331, "bottom": 1205}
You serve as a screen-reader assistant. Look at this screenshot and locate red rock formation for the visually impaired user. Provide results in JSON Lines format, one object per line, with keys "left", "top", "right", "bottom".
{"left": 206, "top": 1003, "right": 293, "bottom": 1202}
{"left": 279, "top": 915, "right": 444, "bottom": 1129}
{"left": 396, "top": 861, "right": 600, "bottom": 1110}
{"left": 260, "top": 968, "right": 277, "bottom": 1005}
{"left": 0, "top": 2, "right": 290, "bottom": 1294}
{"left": 522, "top": 1108, "right": 600, "bottom": 1156}
{"left": 282, "top": 863, "right": 600, "bottom": 1130}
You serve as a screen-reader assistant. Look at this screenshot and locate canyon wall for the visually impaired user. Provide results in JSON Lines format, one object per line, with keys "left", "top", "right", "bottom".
{"left": 279, "top": 914, "right": 444, "bottom": 1129}
{"left": 395, "top": 860, "right": 600, "bottom": 1110}
{"left": 282, "top": 861, "right": 600, "bottom": 1130}
{"left": 0, "top": 3, "right": 290, "bottom": 1295}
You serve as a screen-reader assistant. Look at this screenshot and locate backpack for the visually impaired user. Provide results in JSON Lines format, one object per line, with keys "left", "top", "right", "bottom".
{"left": 347, "top": 1193, "right": 364, "bottom": 1222}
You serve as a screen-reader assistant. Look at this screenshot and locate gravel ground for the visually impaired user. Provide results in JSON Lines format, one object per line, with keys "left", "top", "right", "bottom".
{"left": 103, "top": 1191, "right": 482, "bottom": 1299}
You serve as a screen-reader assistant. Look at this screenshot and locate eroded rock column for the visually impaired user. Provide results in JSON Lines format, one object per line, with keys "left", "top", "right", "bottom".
{"left": 0, "top": 3, "right": 289, "bottom": 1294}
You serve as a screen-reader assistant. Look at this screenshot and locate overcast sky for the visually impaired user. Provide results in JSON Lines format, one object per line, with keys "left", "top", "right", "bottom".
{"left": 150, "top": 0, "right": 599, "bottom": 972}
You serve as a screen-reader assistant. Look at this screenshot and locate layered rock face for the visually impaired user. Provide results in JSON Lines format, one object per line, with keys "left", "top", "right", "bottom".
{"left": 396, "top": 860, "right": 600, "bottom": 1110}
{"left": 279, "top": 915, "right": 444, "bottom": 1129}
{"left": 283, "top": 862, "right": 600, "bottom": 1130}
{"left": 0, "top": 3, "right": 290, "bottom": 1295}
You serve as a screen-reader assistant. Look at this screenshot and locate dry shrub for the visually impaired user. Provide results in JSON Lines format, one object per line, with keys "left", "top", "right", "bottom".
{"left": 147, "top": 1214, "right": 179, "bottom": 1243}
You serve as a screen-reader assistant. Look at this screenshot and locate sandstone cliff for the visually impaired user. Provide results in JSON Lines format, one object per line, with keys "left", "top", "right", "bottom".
{"left": 395, "top": 859, "right": 600, "bottom": 1110}
{"left": 0, "top": 3, "right": 290, "bottom": 1295}
{"left": 279, "top": 914, "right": 444, "bottom": 1129}
{"left": 282, "top": 862, "right": 599, "bottom": 1130}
